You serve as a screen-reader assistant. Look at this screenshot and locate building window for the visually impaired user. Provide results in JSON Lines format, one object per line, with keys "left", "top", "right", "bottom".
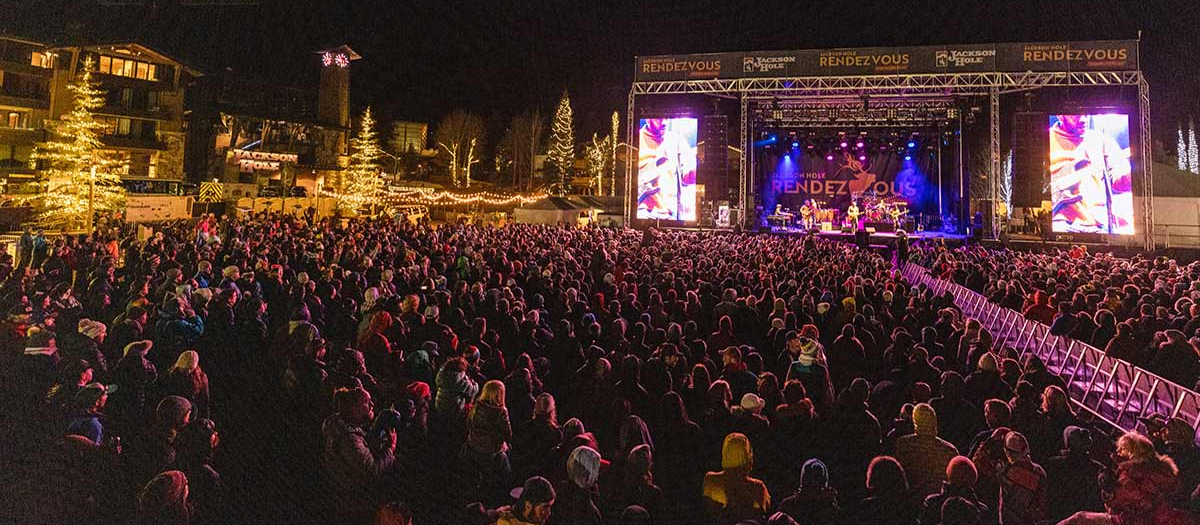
{"left": 30, "top": 52, "right": 54, "bottom": 68}
{"left": 96, "top": 54, "right": 161, "bottom": 81}
{"left": 5, "top": 112, "right": 22, "bottom": 128}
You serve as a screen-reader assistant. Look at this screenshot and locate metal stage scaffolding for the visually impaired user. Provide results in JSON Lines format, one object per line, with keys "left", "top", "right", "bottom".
{"left": 625, "top": 69, "right": 1153, "bottom": 250}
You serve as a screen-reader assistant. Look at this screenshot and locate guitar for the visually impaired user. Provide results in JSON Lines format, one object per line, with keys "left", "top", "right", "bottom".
{"left": 846, "top": 204, "right": 862, "bottom": 223}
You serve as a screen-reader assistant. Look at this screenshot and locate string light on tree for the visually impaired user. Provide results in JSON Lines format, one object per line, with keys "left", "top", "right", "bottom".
{"left": 27, "top": 56, "right": 126, "bottom": 229}
{"left": 1189, "top": 117, "right": 1198, "bottom": 175}
{"left": 338, "top": 107, "right": 384, "bottom": 213}
{"left": 1179, "top": 123, "right": 1189, "bottom": 172}
{"left": 547, "top": 89, "right": 575, "bottom": 196}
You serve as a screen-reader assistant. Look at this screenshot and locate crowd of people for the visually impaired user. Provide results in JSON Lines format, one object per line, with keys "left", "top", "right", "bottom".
{"left": 909, "top": 242, "right": 1200, "bottom": 390}
{"left": 2, "top": 215, "right": 1199, "bottom": 525}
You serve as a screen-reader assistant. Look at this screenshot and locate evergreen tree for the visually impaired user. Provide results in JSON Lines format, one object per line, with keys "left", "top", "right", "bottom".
{"left": 547, "top": 90, "right": 575, "bottom": 196}
{"left": 30, "top": 56, "right": 125, "bottom": 229}
{"left": 339, "top": 107, "right": 384, "bottom": 213}
{"left": 1189, "top": 117, "right": 1198, "bottom": 175}
{"left": 1179, "top": 123, "right": 1188, "bottom": 172}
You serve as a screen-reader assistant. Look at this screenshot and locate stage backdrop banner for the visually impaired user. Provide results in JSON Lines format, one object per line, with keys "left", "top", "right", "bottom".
{"left": 758, "top": 151, "right": 938, "bottom": 217}
{"left": 635, "top": 40, "right": 1138, "bottom": 81}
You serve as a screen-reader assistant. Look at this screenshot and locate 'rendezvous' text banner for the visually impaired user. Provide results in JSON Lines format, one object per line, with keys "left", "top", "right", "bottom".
{"left": 634, "top": 40, "right": 1138, "bottom": 81}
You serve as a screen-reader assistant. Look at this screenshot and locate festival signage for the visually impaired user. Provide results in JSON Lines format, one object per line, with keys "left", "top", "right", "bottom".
{"left": 634, "top": 40, "right": 1138, "bottom": 81}
{"left": 995, "top": 40, "right": 1137, "bottom": 72}
{"left": 231, "top": 149, "right": 299, "bottom": 173}
{"left": 760, "top": 151, "right": 938, "bottom": 215}
{"left": 635, "top": 53, "right": 739, "bottom": 81}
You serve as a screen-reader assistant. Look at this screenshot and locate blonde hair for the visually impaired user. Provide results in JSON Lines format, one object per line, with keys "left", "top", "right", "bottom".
{"left": 479, "top": 380, "right": 506, "bottom": 407}
{"left": 1041, "top": 385, "right": 1073, "bottom": 415}
{"left": 1116, "top": 432, "right": 1158, "bottom": 462}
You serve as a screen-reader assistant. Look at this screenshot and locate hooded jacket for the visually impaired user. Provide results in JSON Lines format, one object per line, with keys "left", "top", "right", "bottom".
{"left": 894, "top": 404, "right": 959, "bottom": 496}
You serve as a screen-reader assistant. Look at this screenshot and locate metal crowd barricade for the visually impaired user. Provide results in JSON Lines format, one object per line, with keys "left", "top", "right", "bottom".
{"left": 901, "top": 262, "right": 1200, "bottom": 442}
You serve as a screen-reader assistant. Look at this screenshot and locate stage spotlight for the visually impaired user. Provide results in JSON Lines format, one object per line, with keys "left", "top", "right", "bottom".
{"left": 904, "top": 155, "right": 912, "bottom": 161}
{"left": 840, "top": 141, "right": 848, "bottom": 148}
{"left": 792, "top": 141, "right": 799, "bottom": 148}
{"left": 855, "top": 141, "right": 864, "bottom": 148}
{"left": 858, "top": 155, "right": 866, "bottom": 161}
{"left": 826, "top": 154, "right": 834, "bottom": 161}
{"left": 907, "top": 141, "right": 916, "bottom": 148}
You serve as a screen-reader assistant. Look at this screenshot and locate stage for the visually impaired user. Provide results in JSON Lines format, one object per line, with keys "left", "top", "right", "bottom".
{"left": 764, "top": 225, "right": 970, "bottom": 248}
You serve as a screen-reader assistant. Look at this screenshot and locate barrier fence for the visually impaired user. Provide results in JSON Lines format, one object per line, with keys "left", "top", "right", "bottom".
{"left": 901, "top": 262, "right": 1200, "bottom": 443}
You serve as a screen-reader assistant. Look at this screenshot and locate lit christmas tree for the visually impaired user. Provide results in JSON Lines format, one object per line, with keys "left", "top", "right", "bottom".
{"left": 339, "top": 107, "right": 384, "bottom": 213}
{"left": 547, "top": 90, "right": 575, "bottom": 196}
{"left": 1179, "top": 124, "right": 1189, "bottom": 172}
{"left": 29, "top": 56, "right": 125, "bottom": 229}
{"left": 1190, "top": 118, "right": 1199, "bottom": 175}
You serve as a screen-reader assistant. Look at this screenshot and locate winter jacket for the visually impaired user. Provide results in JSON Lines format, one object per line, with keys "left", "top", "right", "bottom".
{"left": 466, "top": 400, "right": 512, "bottom": 456}
{"left": 154, "top": 313, "right": 204, "bottom": 366}
{"left": 320, "top": 413, "right": 395, "bottom": 516}
{"left": 895, "top": 407, "right": 960, "bottom": 496}
{"left": 435, "top": 368, "right": 479, "bottom": 415}
{"left": 1107, "top": 456, "right": 1187, "bottom": 525}
{"left": 997, "top": 458, "right": 1047, "bottom": 525}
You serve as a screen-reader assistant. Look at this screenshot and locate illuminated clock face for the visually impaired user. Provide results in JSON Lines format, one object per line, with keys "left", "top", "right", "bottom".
{"left": 322, "top": 52, "right": 333, "bottom": 67}
{"left": 334, "top": 53, "right": 349, "bottom": 68}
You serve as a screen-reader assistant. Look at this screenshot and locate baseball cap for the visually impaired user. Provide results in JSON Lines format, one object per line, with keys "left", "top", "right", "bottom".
{"left": 75, "top": 381, "right": 117, "bottom": 406}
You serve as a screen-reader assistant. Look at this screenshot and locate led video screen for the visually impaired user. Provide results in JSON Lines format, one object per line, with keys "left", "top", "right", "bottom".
{"left": 1049, "top": 114, "right": 1134, "bottom": 235}
{"left": 636, "top": 118, "right": 698, "bottom": 221}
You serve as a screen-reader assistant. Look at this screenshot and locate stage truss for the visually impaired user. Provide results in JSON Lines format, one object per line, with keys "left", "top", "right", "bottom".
{"left": 625, "top": 70, "right": 1154, "bottom": 250}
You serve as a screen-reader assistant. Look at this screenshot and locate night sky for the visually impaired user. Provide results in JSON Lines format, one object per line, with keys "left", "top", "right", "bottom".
{"left": 3, "top": 0, "right": 1199, "bottom": 139}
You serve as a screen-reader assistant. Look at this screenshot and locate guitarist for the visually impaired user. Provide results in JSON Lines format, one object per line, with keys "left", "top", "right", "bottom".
{"left": 846, "top": 199, "right": 862, "bottom": 229}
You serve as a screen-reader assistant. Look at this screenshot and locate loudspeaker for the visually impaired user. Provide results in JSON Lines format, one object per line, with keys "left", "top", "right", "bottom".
{"left": 855, "top": 229, "right": 870, "bottom": 248}
{"left": 701, "top": 116, "right": 730, "bottom": 201}
{"left": 1012, "top": 112, "right": 1048, "bottom": 207}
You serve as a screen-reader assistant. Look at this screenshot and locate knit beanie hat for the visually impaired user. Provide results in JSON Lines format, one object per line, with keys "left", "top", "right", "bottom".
{"left": 567, "top": 445, "right": 602, "bottom": 489}
{"left": 124, "top": 340, "right": 153, "bottom": 357}
{"left": 512, "top": 475, "right": 556, "bottom": 505}
{"left": 619, "top": 506, "right": 650, "bottom": 525}
{"left": 173, "top": 350, "right": 199, "bottom": 371}
{"left": 977, "top": 352, "right": 999, "bottom": 372}
{"left": 563, "top": 418, "right": 585, "bottom": 439}
{"left": 1063, "top": 425, "right": 1092, "bottom": 452}
{"left": 946, "top": 456, "right": 978, "bottom": 487}
{"left": 156, "top": 396, "right": 193, "bottom": 428}
{"left": 913, "top": 403, "right": 939, "bottom": 436}
{"left": 627, "top": 444, "right": 653, "bottom": 477}
{"left": 78, "top": 319, "right": 107, "bottom": 340}
{"left": 800, "top": 458, "right": 829, "bottom": 487}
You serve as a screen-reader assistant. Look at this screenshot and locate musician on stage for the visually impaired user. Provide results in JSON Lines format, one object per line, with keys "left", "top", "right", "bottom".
{"left": 846, "top": 199, "right": 862, "bottom": 229}
{"left": 799, "top": 199, "right": 815, "bottom": 229}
